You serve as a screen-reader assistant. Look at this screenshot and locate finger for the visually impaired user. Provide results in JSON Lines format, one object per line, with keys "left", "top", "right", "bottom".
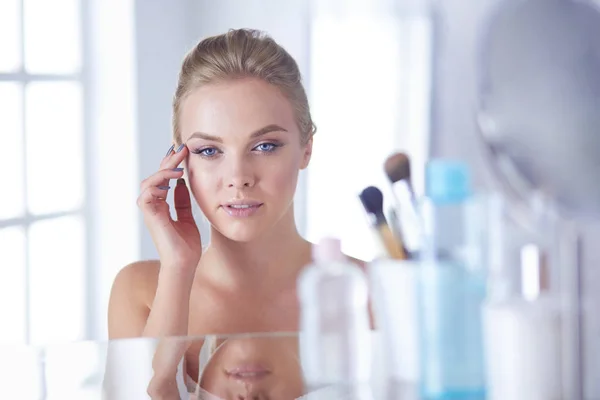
{"left": 160, "top": 143, "right": 188, "bottom": 170}
{"left": 155, "top": 164, "right": 184, "bottom": 190}
{"left": 140, "top": 168, "right": 184, "bottom": 192}
{"left": 157, "top": 145, "right": 188, "bottom": 188}
{"left": 174, "top": 178, "right": 194, "bottom": 222}
{"left": 138, "top": 185, "right": 169, "bottom": 204}
{"left": 137, "top": 186, "right": 171, "bottom": 216}
{"left": 163, "top": 144, "right": 175, "bottom": 159}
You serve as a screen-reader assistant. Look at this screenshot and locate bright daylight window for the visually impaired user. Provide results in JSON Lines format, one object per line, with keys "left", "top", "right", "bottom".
{"left": 0, "top": 0, "right": 87, "bottom": 345}
{"left": 307, "top": 4, "right": 432, "bottom": 261}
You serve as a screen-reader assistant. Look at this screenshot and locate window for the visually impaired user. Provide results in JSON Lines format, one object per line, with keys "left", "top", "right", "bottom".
{"left": 0, "top": 0, "right": 88, "bottom": 345}
{"left": 307, "top": 3, "right": 433, "bottom": 261}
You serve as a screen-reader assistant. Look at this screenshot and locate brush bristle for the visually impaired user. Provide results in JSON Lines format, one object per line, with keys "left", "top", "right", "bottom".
{"left": 359, "top": 186, "right": 384, "bottom": 215}
{"left": 384, "top": 153, "right": 411, "bottom": 183}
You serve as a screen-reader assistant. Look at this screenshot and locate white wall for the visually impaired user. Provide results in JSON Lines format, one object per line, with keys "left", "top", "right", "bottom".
{"left": 88, "top": 0, "right": 138, "bottom": 339}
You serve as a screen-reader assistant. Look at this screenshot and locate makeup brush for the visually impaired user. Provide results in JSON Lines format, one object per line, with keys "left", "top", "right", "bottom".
{"left": 384, "top": 153, "right": 421, "bottom": 254}
{"left": 384, "top": 152, "right": 416, "bottom": 204}
{"left": 359, "top": 186, "right": 407, "bottom": 260}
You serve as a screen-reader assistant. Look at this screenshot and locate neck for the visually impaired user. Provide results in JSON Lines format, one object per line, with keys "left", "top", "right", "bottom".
{"left": 200, "top": 206, "right": 311, "bottom": 291}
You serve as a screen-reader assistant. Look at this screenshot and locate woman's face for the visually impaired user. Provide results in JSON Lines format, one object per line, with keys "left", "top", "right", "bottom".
{"left": 199, "top": 336, "right": 304, "bottom": 399}
{"left": 179, "top": 78, "right": 312, "bottom": 242}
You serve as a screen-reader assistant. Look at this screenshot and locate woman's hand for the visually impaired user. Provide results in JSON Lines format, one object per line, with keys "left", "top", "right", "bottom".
{"left": 138, "top": 144, "right": 201, "bottom": 271}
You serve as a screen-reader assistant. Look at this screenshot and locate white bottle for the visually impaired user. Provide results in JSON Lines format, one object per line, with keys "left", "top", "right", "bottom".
{"left": 297, "top": 237, "right": 372, "bottom": 394}
{"left": 483, "top": 244, "right": 562, "bottom": 400}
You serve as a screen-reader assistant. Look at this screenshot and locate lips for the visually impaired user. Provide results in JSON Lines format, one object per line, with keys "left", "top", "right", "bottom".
{"left": 222, "top": 200, "right": 263, "bottom": 217}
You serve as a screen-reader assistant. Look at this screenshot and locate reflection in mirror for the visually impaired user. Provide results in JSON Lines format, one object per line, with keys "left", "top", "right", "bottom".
{"left": 194, "top": 334, "right": 303, "bottom": 399}
{"left": 145, "top": 333, "right": 374, "bottom": 400}
{"left": 0, "top": 333, "right": 386, "bottom": 399}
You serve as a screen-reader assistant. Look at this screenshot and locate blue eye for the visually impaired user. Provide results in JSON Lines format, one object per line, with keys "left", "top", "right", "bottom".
{"left": 194, "top": 147, "right": 219, "bottom": 158}
{"left": 193, "top": 143, "right": 280, "bottom": 158}
{"left": 254, "top": 143, "right": 279, "bottom": 152}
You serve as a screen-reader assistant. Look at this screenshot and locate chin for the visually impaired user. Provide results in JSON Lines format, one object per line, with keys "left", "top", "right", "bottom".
{"left": 211, "top": 217, "right": 272, "bottom": 243}
{"left": 218, "top": 226, "right": 265, "bottom": 242}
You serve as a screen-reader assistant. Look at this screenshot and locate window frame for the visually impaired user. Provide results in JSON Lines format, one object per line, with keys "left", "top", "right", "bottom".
{"left": 0, "top": 0, "right": 93, "bottom": 345}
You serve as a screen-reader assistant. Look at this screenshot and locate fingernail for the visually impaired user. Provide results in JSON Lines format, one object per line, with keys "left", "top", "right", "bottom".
{"left": 176, "top": 144, "right": 185, "bottom": 153}
{"left": 164, "top": 145, "right": 174, "bottom": 157}
{"left": 172, "top": 167, "right": 184, "bottom": 172}
{"left": 157, "top": 185, "right": 170, "bottom": 190}
{"left": 177, "top": 178, "right": 185, "bottom": 185}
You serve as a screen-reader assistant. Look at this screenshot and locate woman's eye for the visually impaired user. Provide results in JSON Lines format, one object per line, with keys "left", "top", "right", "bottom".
{"left": 193, "top": 143, "right": 280, "bottom": 157}
{"left": 199, "top": 147, "right": 218, "bottom": 157}
{"left": 254, "top": 143, "right": 278, "bottom": 152}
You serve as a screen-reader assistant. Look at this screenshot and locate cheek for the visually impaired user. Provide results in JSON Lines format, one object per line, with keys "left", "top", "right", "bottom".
{"left": 186, "top": 162, "right": 220, "bottom": 206}
{"left": 261, "top": 155, "right": 300, "bottom": 193}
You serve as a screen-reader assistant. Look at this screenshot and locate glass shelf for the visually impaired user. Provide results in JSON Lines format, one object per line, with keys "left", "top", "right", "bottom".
{"left": 0, "top": 331, "right": 416, "bottom": 400}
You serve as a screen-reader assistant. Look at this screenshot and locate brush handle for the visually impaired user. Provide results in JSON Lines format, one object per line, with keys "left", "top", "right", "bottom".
{"left": 377, "top": 223, "right": 407, "bottom": 260}
{"left": 388, "top": 208, "right": 406, "bottom": 243}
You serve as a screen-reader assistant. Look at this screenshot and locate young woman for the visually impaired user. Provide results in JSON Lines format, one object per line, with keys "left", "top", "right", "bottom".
{"left": 108, "top": 28, "right": 331, "bottom": 396}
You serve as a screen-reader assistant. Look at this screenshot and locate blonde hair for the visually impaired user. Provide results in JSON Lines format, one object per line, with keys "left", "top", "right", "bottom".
{"left": 172, "top": 28, "right": 316, "bottom": 144}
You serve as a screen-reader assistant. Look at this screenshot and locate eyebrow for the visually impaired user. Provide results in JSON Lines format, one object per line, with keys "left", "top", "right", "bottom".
{"left": 186, "top": 124, "right": 288, "bottom": 143}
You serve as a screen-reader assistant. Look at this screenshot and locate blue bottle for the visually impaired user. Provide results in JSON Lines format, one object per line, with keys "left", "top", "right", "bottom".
{"left": 417, "top": 160, "right": 487, "bottom": 400}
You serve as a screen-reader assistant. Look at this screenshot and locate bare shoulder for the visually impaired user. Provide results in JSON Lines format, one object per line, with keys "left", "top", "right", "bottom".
{"left": 108, "top": 260, "right": 160, "bottom": 339}
{"left": 111, "top": 260, "right": 161, "bottom": 307}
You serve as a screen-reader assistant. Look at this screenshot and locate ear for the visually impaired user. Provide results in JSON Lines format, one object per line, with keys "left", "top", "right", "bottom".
{"left": 300, "top": 135, "right": 313, "bottom": 170}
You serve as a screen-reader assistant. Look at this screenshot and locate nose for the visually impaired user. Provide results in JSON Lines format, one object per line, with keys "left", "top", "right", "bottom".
{"left": 234, "top": 382, "right": 265, "bottom": 400}
{"left": 228, "top": 176, "right": 254, "bottom": 189}
{"left": 227, "top": 157, "right": 255, "bottom": 189}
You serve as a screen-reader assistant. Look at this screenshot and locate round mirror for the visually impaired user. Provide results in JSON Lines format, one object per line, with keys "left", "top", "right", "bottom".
{"left": 477, "top": 0, "right": 600, "bottom": 219}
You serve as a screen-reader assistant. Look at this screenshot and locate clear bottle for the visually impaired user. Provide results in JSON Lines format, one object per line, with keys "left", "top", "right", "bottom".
{"left": 297, "top": 237, "right": 372, "bottom": 397}
{"left": 483, "top": 243, "right": 562, "bottom": 400}
{"left": 417, "top": 160, "right": 487, "bottom": 400}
